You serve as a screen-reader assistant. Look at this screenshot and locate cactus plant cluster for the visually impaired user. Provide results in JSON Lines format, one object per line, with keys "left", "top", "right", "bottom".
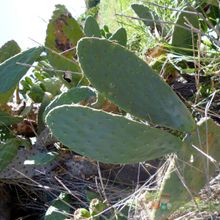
{"left": 0, "top": 2, "right": 219, "bottom": 219}
{"left": 84, "top": 15, "right": 128, "bottom": 46}
{"left": 44, "top": 7, "right": 219, "bottom": 219}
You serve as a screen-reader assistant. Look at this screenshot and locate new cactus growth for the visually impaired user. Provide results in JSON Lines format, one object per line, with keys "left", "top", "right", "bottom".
{"left": 74, "top": 208, "right": 90, "bottom": 219}
{"left": 84, "top": 15, "right": 127, "bottom": 46}
{"left": 84, "top": 16, "right": 101, "bottom": 37}
{"left": 0, "top": 40, "right": 21, "bottom": 63}
{"left": 109, "top": 27, "right": 127, "bottom": 46}
{"left": 89, "top": 198, "right": 106, "bottom": 216}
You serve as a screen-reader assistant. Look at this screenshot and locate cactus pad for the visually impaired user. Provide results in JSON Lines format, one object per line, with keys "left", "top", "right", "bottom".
{"left": 131, "top": 4, "right": 154, "bottom": 28}
{"left": 172, "top": 6, "right": 199, "bottom": 55}
{"left": 44, "top": 86, "right": 96, "bottom": 119}
{"left": 0, "top": 47, "right": 42, "bottom": 94}
{"left": 45, "top": 4, "right": 83, "bottom": 77}
{"left": 0, "top": 40, "right": 21, "bottom": 63}
{"left": 152, "top": 118, "right": 220, "bottom": 219}
{"left": 131, "top": 4, "right": 162, "bottom": 33}
{"left": 0, "top": 139, "right": 18, "bottom": 172}
{"left": 77, "top": 38, "right": 195, "bottom": 132}
{"left": 46, "top": 105, "right": 182, "bottom": 164}
{"left": 84, "top": 16, "right": 101, "bottom": 37}
{"left": 0, "top": 110, "right": 22, "bottom": 126}
{"left": 109, "top": 27, "right": 127, "bottom": 46}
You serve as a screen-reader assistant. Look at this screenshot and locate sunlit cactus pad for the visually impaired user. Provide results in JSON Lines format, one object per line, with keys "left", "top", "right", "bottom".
{"left": 46, "top": 105, "right": 182, "bottom": 164}
{"left": 77, "top": 38, "right": 195, "bottom": 132}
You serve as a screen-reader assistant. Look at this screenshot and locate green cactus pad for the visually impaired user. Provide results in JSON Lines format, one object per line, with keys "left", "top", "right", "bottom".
{"left": 45, "top": 4, "right": 84, "bottom": 59}
{"left": 0, "top": 87, "right": 15, "bottom": 104}
{"left": 44, "top": 193, "right": 72, "bottom": 220}
{"left": 44, "top": 86, "right": 96, "bottom": 119}
{"left": 38, "top": 94, "right": 53, "bottom": 133}
{"left": 131, "top": 4, "right": 162, "bottom": 33}
{"left": 77, "top": 38, "right": 195, "bottom": 132}
{"left": 84, "top": 16, "right": 101, "bottom": 37}
{"left": 0, "top": 40, "right": 21, "bottom": 63}
{"left": 0, "top": 47, "right": 43, "bottom": 94}
{"left": 131, "top": 4, "right": 154, "bottom": 28}
{"left": 0, "top": 110, "right": 23, "bottom": 126}
{"left": 0, "top": 135, "right": 59, "bottom": 179}
{"left": 45, "top": 4, "right": 83, "bottom": 79}
{"left": 0, "top": 139, "right": 19, "bottom": 172}
{"left": 172, "top": 6, "right": 199, "bottom": 55}
{"left": 152, "top": 118, "right": 220, "bottom": 219}
{"left": 109, "top": 27, "right": 127, "bottom": 46}
{"left": 46, "top": 105, "right": 182, "bottom": 164}
{"left": 89, "top": 198, "right": 106, "bottom": 216}
{"left": 46, "top": 50, "right": 80, "bottom": 73}
{"left": 28, "top": 84, "right": 45, "bottom": 103}
{"left": 40, "top": 77, "right": 62, "bottom": 96}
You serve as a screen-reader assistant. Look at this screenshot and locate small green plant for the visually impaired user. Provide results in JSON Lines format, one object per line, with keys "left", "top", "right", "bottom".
{"left": 74, "top": 198, "right": 106, "bottom": 220}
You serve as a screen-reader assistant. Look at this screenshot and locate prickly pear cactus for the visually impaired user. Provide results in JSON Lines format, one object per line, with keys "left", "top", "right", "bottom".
{"left": 172, "top": 6, "right": 199, "bottom": 55}
{"left": 85, "top": 0, "right": 100, "bottom": 9}
{"left": 84, "top": 16, "right": 101, "bottom": 37}
{"left": 0, "top": 110, "right": 22, "bottom": 126}
{"left": 45, "top": 4, "right": 84, "bottom": 59}
{"left": 45, "top": 4, "right": 83, "bottom": 85}
{"left": 74, "top": 208, "right": 90, "bottom": 219}
{"left": 0, "top": 47, "right": 43, "bottom": 103}
{"left": 0, "top": 128, "right": 57, "bottom": 179}
{"left": 131, "top": 4, "right": 155, "bottom": 29}
{"left": 152, "top": 118, "right": 220, "bottom": 219}
{"left": 131, "top": 3, "right": 162, "bottom": 34}
{"left": 46, "top": 105, "right": 183, "bottom": 164}
{"left": 44, "top": 86, "right": 96, "bottom": 119}
{"left": 0, "top": 139, "right": 19, "bottom": 173}
{"left": 0, "top": 40, "right": 21, "bottom": 63}
{"left": 77, "top": 38, "right": 195, "bottom": 132}
{"left": 109, "top": 27, "right": 127, "bottom": 46}
{"left": 44, "top": 193, "right": 72, "bottom": 220}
